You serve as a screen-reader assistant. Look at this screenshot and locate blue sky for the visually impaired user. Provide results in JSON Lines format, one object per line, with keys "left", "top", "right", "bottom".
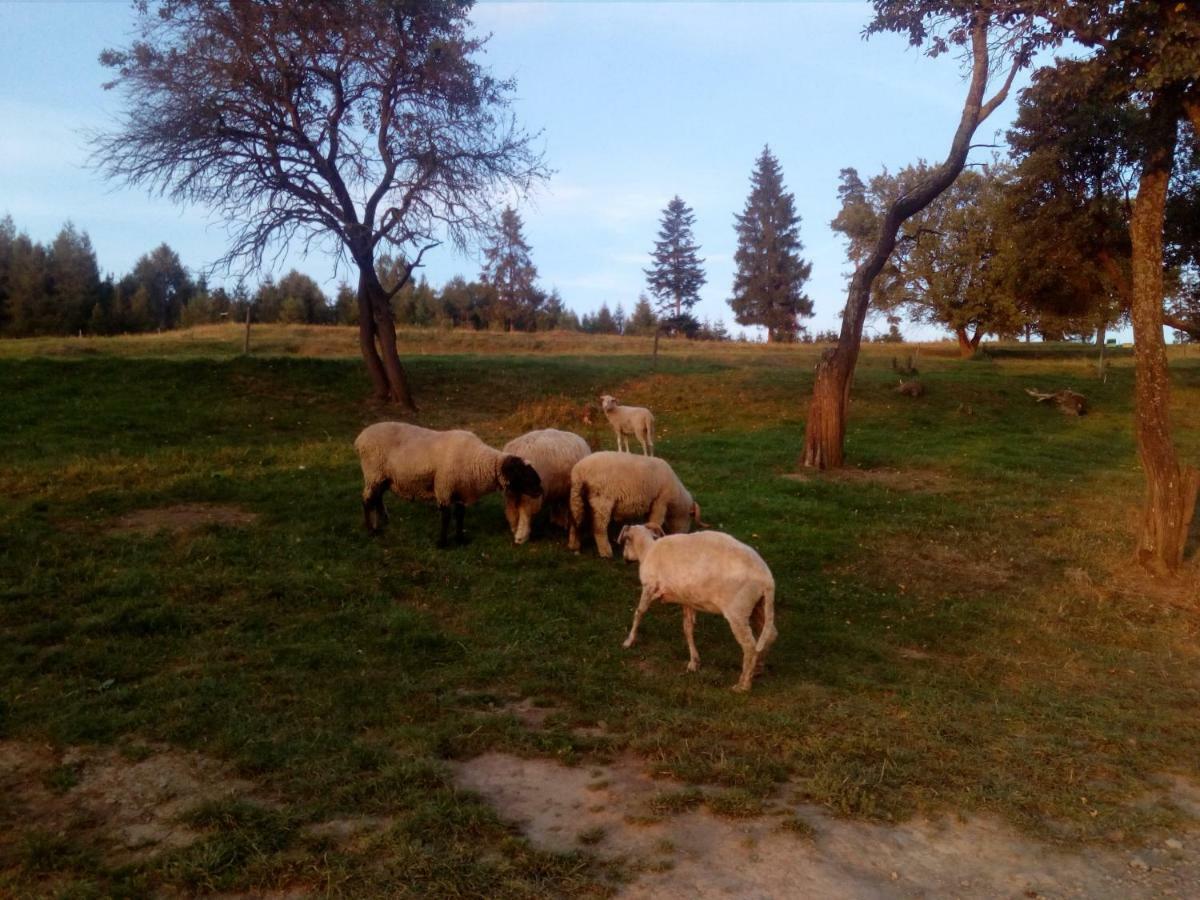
{"left": 0, "top": 1, "right": 1040, "bottom": 339}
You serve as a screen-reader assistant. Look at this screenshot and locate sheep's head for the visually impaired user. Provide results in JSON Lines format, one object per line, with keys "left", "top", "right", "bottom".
{"left": 499, "top": 455, "right": 543, "bottom": 499}
{"left": 599, "top": 394, "right": 617, "bottom": 412}
{"left": 618, "top": 523, "right": 663, "bottom": 563}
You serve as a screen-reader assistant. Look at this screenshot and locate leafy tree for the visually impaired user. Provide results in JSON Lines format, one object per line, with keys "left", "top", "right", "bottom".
{"left": 439, "top": 277, "right": 494, "bottom": 330}
{"left": 276, "top": 270, "right": 329, "bottom": 325}
{"left": 1003, "top": 60, "right": 1139, "bottom": 345}
{"left": 46, "top": 223, "right": 103, "bottom": 335}
{"left": 645, "top": 196, "right": 706, "bottom": 319}
{"left": 480, "top": 207, "right": 541, "bottom": 331}
{"left": 837, "top": 162, "right": 1025, "bottom": 356}
{"left": 127, "top": 244, "right": 193, "bottom": 331}
{"left": 729, "top": 146, "right": 813, "bottom": 341}
{"left": 334, "top": 282, "right": 359, "bottom": 326}
{"left": 94, "top": 0, "right": 546, "bottom": 410}
{"left": 1025, "top": 0, "right": 1200, "bottom": 574}
{"left": 801, "top": 2, "right": 1037, "bottom": 470}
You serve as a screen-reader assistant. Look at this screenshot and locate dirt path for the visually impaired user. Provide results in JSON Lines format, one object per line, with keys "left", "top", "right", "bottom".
{"left": 453, "top": 752, "right": 1200, "bottom": 899}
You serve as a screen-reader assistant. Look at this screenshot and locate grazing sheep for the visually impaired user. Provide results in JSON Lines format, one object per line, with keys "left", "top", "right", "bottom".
{"left": 567, "top": 451, "right": 703, "bottom": 558}
{"left": 354, "top": 422, "right": 542, "bottom": 547}
{"left": 618, "top": 524, "right": 777, "bottom": 692}
{"left": 599, "top": 394, "right": 655, "bottom": 455}
{"left": 501, "top": 428, "right": 591, "bottom": 544}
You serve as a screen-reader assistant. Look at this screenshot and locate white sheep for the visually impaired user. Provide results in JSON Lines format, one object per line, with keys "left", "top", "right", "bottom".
{"left": 567, "top": 451, "right": 703, "bottom": 558}
{"left": 501, "top": 428, "right": 592, "bottom": 544}
{"left": 618, "top": 524, "right": 778, "bottom": 693}
{"left": 599, "top": 394, "right": 655, "bottom": 455}
{"left": 354, "top": 422, "right": 542, "bottom": 546}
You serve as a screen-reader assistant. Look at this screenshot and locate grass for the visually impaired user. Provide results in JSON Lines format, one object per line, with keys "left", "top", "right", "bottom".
{"left": 1, "top": 324, "right": 1199, "bottom": 896}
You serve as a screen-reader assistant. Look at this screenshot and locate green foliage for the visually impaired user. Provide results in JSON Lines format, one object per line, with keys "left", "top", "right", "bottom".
{"left": 480, "top": 207, "right": 543, "bottom": 331}
{"left": 833, "top": 163, "right": 1025, "bottom": 350}
{"left": 645, "top": 196, "right": 706, "bottom": 319}
{"left": 729, "top": 146, "right": 813, "bottom": 341}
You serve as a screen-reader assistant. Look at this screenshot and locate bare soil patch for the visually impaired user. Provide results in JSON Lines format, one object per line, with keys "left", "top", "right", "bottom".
{"left": 452, "top": 752, "right": 1200, "bottom": 899}
{"left": 107, "top": 503, "right": 258, "bottom": 536}
{"left": 782, "top": 466, "right": 954, "bottom": 493}
{"left": 0, "top": 740, "right": 257, "bottom": 864}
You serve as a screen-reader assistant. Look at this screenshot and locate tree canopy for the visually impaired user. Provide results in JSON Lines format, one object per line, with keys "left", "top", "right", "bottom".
{"left": 644, "top": 196, "right": 706, "bottom": 324}
{"left": 728, "top": 146, "right": 812, "bottom": 342}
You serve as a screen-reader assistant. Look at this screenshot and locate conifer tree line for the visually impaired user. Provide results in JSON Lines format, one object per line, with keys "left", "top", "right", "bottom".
{"left": 0, "top": 208, "right": 736, "bottom": 339}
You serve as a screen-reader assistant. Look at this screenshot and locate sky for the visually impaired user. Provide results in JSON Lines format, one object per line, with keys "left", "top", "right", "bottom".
{"left": 0, "top": 1, "right": 1048, "bottom": 340}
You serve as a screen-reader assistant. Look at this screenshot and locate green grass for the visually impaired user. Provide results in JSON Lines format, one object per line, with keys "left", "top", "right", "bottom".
{"left": 2, "top": 325, "right": 1199, "bottom": 896}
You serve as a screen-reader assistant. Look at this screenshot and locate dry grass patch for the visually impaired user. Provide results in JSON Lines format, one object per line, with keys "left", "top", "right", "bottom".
{"left": 107, "top": 503, "right": 258, "bottom": 536}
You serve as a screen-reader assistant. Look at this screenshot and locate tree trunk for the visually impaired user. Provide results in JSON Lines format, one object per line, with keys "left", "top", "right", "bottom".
{"left": 800, "top": 15, "right": 1019, "bottom": 469}
{"left": 356, "top": 263, "right": 417, "bottom": 411}
{"left": 955, "top": 327, "right": 982, "bottom": 358}
{"left": 243, "top": 304, "right": 251, "bottom": 355}
{"left": 1129, "top": 94, "right": 1198, "bottom": 575}
{"left": 1096, "top": 321, "right": 1106, "bottom": 380}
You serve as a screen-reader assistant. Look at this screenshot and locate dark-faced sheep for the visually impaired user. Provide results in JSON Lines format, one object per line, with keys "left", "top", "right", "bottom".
{"left": 501, "top": 428, "right": 591, "bottom": 544}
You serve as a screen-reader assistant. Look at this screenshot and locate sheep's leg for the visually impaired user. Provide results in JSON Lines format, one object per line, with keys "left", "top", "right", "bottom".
{"left": 725, "top": 614, "right": 759, "bottom": 693}
{"left": 682, "top": 607, "right": 700, "bottom": 672}
{"left": 454, "top": 502, "right": 467, "bottom": 544}
{"left": 648, "top": 496, "right": 669, "bottom": 530}
{"left": 750, "top": 598, "right": 777, "bottom": 674}
{"left": 638, "top": 429, "right": 649, "bottom": 456}
{"left": 647, "top": 423, "right": 655, "bottom": 457}
{"left": 362, "top": 481, "right": 389, "bottom": 534}
{"left": 623, "top": 584, "right": 656, "bottom": 648}
{"left": 437, "top": 505, "right": 452, "bottom": 548}
{"left": 592, "top": 498, "right": 615, "bottom": 558}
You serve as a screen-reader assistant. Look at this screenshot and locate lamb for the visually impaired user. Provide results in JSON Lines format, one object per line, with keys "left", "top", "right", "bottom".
{"left": 501, "top": 428, "right": 591, "bottom": 544}
{"left": 567, "top": 451, "right": 704, "bottom": 558}
{"left": 354, "top": 422, "right": 542, "bottom": 547}
{"left": 618, "top": 524, "right": 777, "bottom": 692}
{"left": 599, "top": 394, "right": 655, "bottom": 455}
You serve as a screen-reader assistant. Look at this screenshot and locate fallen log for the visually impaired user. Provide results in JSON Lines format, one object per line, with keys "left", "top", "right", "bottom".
{"left": 1025, "top": 387, "right": 1088, "bottom": 416}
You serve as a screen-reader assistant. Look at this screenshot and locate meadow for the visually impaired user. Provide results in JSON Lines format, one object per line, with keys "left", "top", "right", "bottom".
{"left": 1, "top": 324, "right": 1199, "bottom": 897}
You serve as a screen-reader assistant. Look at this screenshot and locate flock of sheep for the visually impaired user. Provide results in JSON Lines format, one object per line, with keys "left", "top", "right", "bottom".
{"left": 354, "top": 394, "right": 778, "bottom": 692}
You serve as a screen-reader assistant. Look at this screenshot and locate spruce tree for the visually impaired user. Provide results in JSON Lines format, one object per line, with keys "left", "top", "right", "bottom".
{"left": 728, "top": 146, "right": 813, "bottom": 342}
{"left": 480, "top": 206, "right": 540, "bottom": 331}
{"left": 644, "top": 196, "right": 706, "bottom": 322}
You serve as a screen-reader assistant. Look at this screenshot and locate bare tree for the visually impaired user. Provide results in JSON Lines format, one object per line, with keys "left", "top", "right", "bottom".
{"left": 93, "top": 0, "right": 546, "bottom": 410}
{"left": 801, "top": 2, "right": 1035, "bottom": 469}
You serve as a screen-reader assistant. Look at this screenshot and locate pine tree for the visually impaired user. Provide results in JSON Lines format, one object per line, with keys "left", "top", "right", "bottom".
{"left": 626, "top": 294, "right": 658, "bottom": 336}
{"left": 644, "top": 196, "right": 706, "bottom": 322}
{"left": 480, "top": 206, "right": 540, "bottom": 331}
{"left": 728, "top": 147, "right": 813, "bottom": 342}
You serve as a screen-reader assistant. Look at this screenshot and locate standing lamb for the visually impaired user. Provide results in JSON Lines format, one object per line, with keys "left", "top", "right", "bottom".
{"left": 618, "top": 524, "right": 777, "bottom": 692}
{"left": 354, "top": 422, "right": 542, "bottom": 547}
{"left": 568, "top": 451, "right": 704, "bottom": 558}
{"left": 501, "top": 428, "right": 591, "bottom": 544}
{"left": 599, "top": 394, "right": 655, "bottom": 455}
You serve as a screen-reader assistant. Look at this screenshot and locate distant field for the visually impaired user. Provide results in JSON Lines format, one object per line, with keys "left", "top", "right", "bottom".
{"left": 2, "top": 325, "right": 1198, "bottom": 897}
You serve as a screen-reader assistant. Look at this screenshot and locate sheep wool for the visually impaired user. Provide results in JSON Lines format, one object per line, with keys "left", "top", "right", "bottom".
{"left": 501, "top": 428, "right": 591, "bottom": 544}
{"left": 354, "top": 422, "right": 541, "bottom": 545}
{"left": 568, "top": 451, "right": 701, "bottom": 558}
{"left": 619, "top": 525, "right": 778, "bottom": 692}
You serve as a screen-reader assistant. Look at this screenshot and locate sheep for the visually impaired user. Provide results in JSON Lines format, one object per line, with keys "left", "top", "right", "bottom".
{"left": 354, "top": 422, "right": 542, "bottom": 547}
{"left": 599, "top": 394, "right": 655, "bottom": 455}
{"left": 567, "top": 451, "right": 704, "bottom": 558}
{"left": 618, "top": 524, "right": 777, "bottom": 693}
{"left": 501, "top": 428, "right": 591, "bottom": 544}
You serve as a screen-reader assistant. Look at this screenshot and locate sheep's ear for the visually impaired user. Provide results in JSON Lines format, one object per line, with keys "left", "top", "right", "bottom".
{"left": 646, "top": 523, "right": 665, "bottom": 538}
{"left": 617, "top": 525, "right": 630, "bottom": 544}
